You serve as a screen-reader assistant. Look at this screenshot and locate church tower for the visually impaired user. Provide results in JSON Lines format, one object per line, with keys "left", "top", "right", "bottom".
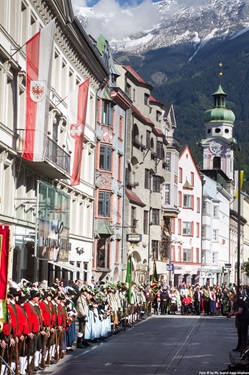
{"left": 200, "top": 70, "right": 236, "bottom": 187}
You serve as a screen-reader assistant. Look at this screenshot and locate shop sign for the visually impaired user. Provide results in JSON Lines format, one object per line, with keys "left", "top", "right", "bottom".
{"left": 37, "top": 181, "right": 70, "bottom": 262}
{"left": 127, "top": 233, "right": 142, "bottom": 243}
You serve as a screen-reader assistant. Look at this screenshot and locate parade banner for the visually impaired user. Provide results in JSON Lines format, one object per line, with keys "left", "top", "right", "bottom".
{"left": 67, "top": 77, "right": 90, "bottom": 186}
{"left": 37, "top": 181, "right": 70, "bottom": 262}
{"left": 0, "top": 226, "right": 10, "bottom": 326}
{"left": 22, "top": 19, "right": 56, "bottom": 161}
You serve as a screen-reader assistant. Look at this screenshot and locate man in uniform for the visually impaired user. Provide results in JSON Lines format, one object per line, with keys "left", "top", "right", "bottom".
{"left": 75, "top": 285, "right": 90, "bottom": 348}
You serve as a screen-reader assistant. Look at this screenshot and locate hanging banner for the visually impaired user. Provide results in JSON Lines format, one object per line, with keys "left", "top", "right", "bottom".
{"left": 0, "top": 226, "right": 10, "bottom": 326}
{"left": 37, "top": 181, "right": 70, "bottom": 262}
{"left": 22, "top": 19, "right": 56, "bottom": 161}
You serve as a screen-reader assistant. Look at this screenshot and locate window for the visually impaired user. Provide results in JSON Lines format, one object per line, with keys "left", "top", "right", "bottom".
{"left": 144, "top": 93, "right": 149, "bottom": 105}
{"left": 164, "top": 184, "right": 170, "bottom": 205}
{"left": 102, "top": 100, "right": 112, "bottom": 125}
{"left": 118, "top": 115, "right": 124, "bottom": 139}
{"left": 213, "top": 229, "right": 219, "bottom": 241}
{"left": 118, "top": 153, "right": 123, "bottom": 181}
{"left": 212, "top": 252, "right": 218, "bottom": 264}
{"left": 165, "top": 152, "right": 171, "bottom": 172}
{"left": 213, "top": 205, "right": 219, "bottom": 218}
{"left": 196, "top": 248, "right": 199, "bottom": 263}
{"left": 97, "top": 238, "right": 110, "bottom": 269}
{"left": 178, "top": 219, "right": 182, "bottom": 235}
{"left": 183, "top": 248, "right": 192, "bottom": 262}
{"left": 202, "top": 225, "right": 210, "bottom": 240}
{"left": 203, "top": 200, "right": 211, "bottom": 215}
{"left": 151, "top": 240, "right": 159, "bottom": 259}
{"left": 144, "top": 211, "right": 149, "bottom": 234}
{"left": 179, "top": 167, "right": 183, "bottom": 183}
{"left": 117, "top": 196, "right": 122, "bottom": 224}
{"left": 156, "top": 141, "right": 163, "bottom": 159}
{"left": 197, "top": 197, "right": 201, "bottom": 213}
{"left": 99, "top": 145, "right": 112, "bottom": 171}
{"left": 183, "top": 195, "right": 193, "bottom": 209}
{"left": 191, "top": 172, "right": 194, "bottom": 186}
{"left": 126, "top": 83, "right": 131, "bottom": 97}
{"left": 98, "top": 191, "right": 110, "bottom": 217}
{"left": 145, "top": 169, "right": 151, "bottom": 189}
{"left": 156, "top": 110, "right": 161, "bottom": 122}
{"left": 152, "top": 176, "right": 161, "bottom": 192}
{"left": 131, "top": 206, "right": 136, "bottom": 227}
{"left": 196, "top": 222, "right": 200, "bottom": 238}
{"left": 178, "top": 247, "right": 181, "bottom": 262}
{"left": 178, "top": 191, "right": 182, "bottom": 207}
{"left": 182, "top": 222, "right": 193, "bottom": 235}
{"left": 146, "top": 130, "right": 150, "bottom": 148}
{"left": 151, "top": 209, "right": 160, "bottom": 225}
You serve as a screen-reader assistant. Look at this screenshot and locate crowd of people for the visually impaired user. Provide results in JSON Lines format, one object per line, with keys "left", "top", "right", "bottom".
{"left": 0, "top": 276, "right": 248, "bottom": 375}
{"left": 155, "top": 278, "right": 248, "bottom": 317}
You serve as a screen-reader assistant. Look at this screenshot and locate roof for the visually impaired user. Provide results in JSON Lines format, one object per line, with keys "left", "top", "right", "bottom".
{"left": 124, "top": 65, "right": 153, "bottom": 90}
{"left": 153, "top": 127, "right": 164, "bottom": 137}
{"left": 149, "top": 95, "right": 164, "bottom": 108}
{"left": 132, "top": 105, "right": 154, "bottom": 126}
{"left": 124, "top": 65, "right": 147, "bottom": 84}
{"left": 125, "top": 189, "right": 146, "bottom": 207}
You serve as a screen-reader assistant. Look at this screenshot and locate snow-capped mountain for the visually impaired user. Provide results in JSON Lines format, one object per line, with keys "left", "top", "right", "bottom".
{"left": 74, "top": 0, "right": 249, "bottom": 60}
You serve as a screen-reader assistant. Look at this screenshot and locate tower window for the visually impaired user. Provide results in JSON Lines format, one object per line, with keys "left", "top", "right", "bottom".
{"left": 225, "top": 129, "right": 229, "bottom": 133}
{"left": 207, "top": 129, "right": 211, "bottom": 133}
{"left": 215, "top": 128, "right": 221, "bottom": 133}
{"left": 213, "top": 157, "right": 221, "bottom": 169}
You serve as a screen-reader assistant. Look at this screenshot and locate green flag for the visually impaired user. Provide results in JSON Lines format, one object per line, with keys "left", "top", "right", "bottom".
{"left": 125, "top": 255, "right": 132, "bottom": 304}
{"left": 153, "top": 260, "right": 158, "bottom": 283}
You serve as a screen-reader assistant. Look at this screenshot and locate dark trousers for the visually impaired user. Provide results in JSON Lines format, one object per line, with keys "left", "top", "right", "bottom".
{"left": 236, "top": 318, "right": 249, "bottom": 349}
{"left": 194, "top": 300, "right": 201, "bottom": 315}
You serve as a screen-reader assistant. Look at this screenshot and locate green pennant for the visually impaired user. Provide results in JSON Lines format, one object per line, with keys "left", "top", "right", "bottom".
{"left": 153, "top": 261, "right": 158, "bottom": 283}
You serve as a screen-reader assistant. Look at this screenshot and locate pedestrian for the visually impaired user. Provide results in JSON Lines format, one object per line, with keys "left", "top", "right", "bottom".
{"left": 209, "top": 286, "right": 217, "bottom": 315}
{"left": 160, "top": 287, "right": 169, "bottom": 315}
{"left": 193, "top": 285, "right": 201, "bottom": 315}
{"left": 227, "top": 294, "right": 249, "bottom": 351}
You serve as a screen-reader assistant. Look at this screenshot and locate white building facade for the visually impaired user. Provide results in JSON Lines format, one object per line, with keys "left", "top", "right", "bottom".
{"left": 0, "top": 0, "right": 108, "bottom": 284}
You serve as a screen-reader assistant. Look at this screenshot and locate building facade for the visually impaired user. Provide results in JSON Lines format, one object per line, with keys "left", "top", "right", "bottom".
{"left": 0, "top": 0, "right": 108, "bottom": 284}
{"left": 171, "top": 146, "right": 202, "bottom": 287}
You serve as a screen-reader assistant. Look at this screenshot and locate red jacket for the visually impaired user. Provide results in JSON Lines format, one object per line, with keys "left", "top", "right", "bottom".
{"left": 15, "top": 304, "right": 30, "bottom": 336}
{"left": 39, "top": 300, "right": 52, "bottom": 328}
{"left": 24, "top": 302, "right": 40, "bottom": 333}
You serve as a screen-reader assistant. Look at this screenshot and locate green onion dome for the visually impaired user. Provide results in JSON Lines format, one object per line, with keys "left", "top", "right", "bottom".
{"left": 204, "top": 84, "right": 235, "bottom": 123}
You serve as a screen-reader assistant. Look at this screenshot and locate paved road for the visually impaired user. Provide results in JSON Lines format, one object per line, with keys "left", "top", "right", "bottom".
{"left": 41, "top": 315, "right": 243, "bottom": 375}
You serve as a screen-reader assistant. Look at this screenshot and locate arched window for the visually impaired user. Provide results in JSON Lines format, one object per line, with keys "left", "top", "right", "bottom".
{"left": 213, "top": 156, "right": 221, "bottom": 169}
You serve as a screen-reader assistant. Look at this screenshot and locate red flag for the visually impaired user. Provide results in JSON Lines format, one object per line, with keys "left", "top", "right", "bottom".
{"left": 68, "top": 78, "right": 90, "bottom": 186}
{"left": 22, "top": 19, "right": 56, "bottom": 161}
{"left": 0, "top": 226, "right": 10, "bottom": 324}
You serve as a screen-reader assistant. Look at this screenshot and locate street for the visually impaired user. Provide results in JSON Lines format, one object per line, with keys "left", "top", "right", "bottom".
{"left": 41, "top": 315, "right": 241, "bottom": 375}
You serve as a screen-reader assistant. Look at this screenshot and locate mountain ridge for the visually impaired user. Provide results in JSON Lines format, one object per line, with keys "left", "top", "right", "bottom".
{"left": 74, "top": 0, "right": 249, "bottom": 191}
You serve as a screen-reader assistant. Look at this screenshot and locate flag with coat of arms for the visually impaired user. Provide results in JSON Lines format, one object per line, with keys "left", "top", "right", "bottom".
{"left": 22, "top": 18, "right": 56, "bottom": 161}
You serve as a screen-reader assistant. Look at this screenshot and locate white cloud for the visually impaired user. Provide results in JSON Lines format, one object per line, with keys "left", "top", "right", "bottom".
{"left": 73, "top": 0, "right": 161, "bottom": 40}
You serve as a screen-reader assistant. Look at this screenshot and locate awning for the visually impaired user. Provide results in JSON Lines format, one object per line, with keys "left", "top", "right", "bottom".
{"left": 95, "top": 220, "right": 113, "bottom": 235}
{"left": 125, "top": 189, "right": 146, "bottom": 207}
{"left": 48, "top": 261, "right": 83, "bottom": 273}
